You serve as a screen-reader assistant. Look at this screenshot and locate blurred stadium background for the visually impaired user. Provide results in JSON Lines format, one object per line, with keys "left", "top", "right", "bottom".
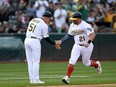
{"left": 0, "top": 0, "right": 116, "bottom": 62}
{"left": 0, "top": 1, "right": 116, "bottom": 87}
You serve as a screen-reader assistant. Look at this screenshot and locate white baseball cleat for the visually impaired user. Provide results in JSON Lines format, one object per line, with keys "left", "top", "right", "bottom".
{"left": 62, "top": 76, "right": 70, "bottom": 84}
{"left": 30, "top": 80, "right": 34, "bottom": 84}
{"left": 96, "top": 61, "right": 102, "bottom": 74}
{"left": 30, "top": 80, "right": 45, "bottom": 84}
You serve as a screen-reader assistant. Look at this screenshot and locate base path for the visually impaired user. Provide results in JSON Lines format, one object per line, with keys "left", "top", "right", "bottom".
{"left": 35, "top": 84, "right": 116, "bottom": 87}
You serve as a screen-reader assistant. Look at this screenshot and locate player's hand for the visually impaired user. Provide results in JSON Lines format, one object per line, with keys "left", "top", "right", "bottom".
{"left": 54, "top": 40, "right": 62, "bottom": 50}
{"left": 83, "top": 43, "right": 89, "bottom": 48}
{"left": 55, "top": 44, "right": 61, "bottom": 50}
{"left": 55, "top": 40, "right": 62, "bottom": 45}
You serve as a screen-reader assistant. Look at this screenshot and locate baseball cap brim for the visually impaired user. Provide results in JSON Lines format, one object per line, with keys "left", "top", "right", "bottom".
{"left": 69, "top": 17, "right": 79, "bottom": 21}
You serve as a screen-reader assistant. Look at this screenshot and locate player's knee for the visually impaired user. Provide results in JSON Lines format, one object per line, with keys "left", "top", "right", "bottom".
{"left": 69, "top": 60, "right": 76, "bottom": 65}
{"left": 83, "top": 61, "right": 91, "bottom": 67}
{"left": 33, "top": 58, "right": 40, "bottom": 63}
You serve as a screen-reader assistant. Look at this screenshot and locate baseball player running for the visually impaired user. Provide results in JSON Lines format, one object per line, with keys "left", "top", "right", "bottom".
{"left": 56, "top": 11, "right": 102, "bottom": 84}
{"left": 24, "top": 11, "right": 60, "bottom": 84}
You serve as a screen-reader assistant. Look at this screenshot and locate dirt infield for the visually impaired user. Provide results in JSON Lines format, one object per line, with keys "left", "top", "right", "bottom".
{"left": 35, "top": 84, "right": 116, "bottom": 87}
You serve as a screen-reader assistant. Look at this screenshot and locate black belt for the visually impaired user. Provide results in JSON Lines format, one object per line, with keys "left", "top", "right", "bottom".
{"left": 31, "top": 36, "right": 40, "bottom": 40}
{"left": 31, "top": 36, "right": 37, "bottom": 39}
{"left": 79, "top": 44, "right": 84, "bottom": 46}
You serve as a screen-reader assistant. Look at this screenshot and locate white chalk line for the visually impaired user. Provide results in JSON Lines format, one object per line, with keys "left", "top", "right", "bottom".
{"left": 0, "top": 75, "right": 90, "bottom": 80}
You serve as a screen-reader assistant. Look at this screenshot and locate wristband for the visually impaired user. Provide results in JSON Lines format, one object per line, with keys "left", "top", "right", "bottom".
{"left": 87, "top": 40, "right": 92, "bottom": 44}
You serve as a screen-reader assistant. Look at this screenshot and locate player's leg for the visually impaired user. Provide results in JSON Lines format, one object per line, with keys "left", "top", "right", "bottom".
{"left": 62, "top": 44, "right": 81, "bottom": 84}
{"left": 24, "top": 39, "right": 34, "bottom": 83}
{"left": 82, "top": 43, "right": 102, "bottom": 73}
{"left": 81, "top": 43, "right": 94, "bottom": 66}
{"left": 31, "top": 40, "right": 45, "bottom": 83}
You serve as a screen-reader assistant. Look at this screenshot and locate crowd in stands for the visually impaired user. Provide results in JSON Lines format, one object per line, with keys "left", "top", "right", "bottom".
{"left": 0, "top": 0, "right": 116, "bottom": 34}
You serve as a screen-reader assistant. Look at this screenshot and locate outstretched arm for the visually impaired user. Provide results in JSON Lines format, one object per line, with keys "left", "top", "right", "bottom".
{"left": 55, "top": 34, "right": 72, "bottom": 45}
{"left": 44, "top": 37, "right": 55, "bottom": 45}
{"left": 44, "top": 37, "right": 61, "bottom": 49}
{"left": 61, "top": 34, "right": 72, "bottom": 42}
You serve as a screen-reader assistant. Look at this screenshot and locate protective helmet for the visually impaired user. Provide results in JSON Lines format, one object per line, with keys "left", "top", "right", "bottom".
{"left": 70, "top": 11, "right": 82, "bottom": 21}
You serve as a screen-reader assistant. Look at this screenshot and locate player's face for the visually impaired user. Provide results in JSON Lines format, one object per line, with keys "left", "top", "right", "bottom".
{"left": 72, "top": 20, "right": 78, "bottom": 24}
{"left": 48, "top": 17, "right": 53, "bottom": 24}
{"left": 48, "top": 18, "right": 51, "bottom": 22}
{"left": 45, "top": 17, "right": 51, "bottom": 24}
{"left": 72, "top": 19, "right": 81, "bottom": 25}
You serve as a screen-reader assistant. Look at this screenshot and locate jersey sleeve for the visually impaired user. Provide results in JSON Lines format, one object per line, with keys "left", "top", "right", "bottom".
{"left": 42, "top": 24, "right": 49, "bottom": 38}
{"left": 68, "top": 23, "right": 74, "bottom": 35}
{"left": 85, "top": 24, "right": 94, "bottom": 36}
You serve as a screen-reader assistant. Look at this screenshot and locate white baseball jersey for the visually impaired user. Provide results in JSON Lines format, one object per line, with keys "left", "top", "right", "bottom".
{"left": 26, "top": 18, "right": 49, "bottom": 40}
{"left": 68, "top": 20, "right": 94, "bottom": 66}
{"left": 68, "top": 20, "right": 94, "bottom": 44}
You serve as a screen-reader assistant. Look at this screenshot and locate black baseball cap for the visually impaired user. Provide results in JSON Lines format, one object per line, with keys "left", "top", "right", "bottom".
{"left": 43, "top": 11, "right": 53, "bottom": 20}
{"left": 43, "top": 11, "right": 52, "bottom": 17}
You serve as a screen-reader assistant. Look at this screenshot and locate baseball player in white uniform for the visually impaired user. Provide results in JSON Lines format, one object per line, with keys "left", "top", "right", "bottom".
{"left": 56, "top": 11, "right": 102, "bottom": 84}
{"left": 24, "top": 11, "right": 60, "bottom": 84}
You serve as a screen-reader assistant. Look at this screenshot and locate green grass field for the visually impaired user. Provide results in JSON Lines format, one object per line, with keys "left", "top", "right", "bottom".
{"left": 0, "top": 61, "right": 116, "bottom": 87}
